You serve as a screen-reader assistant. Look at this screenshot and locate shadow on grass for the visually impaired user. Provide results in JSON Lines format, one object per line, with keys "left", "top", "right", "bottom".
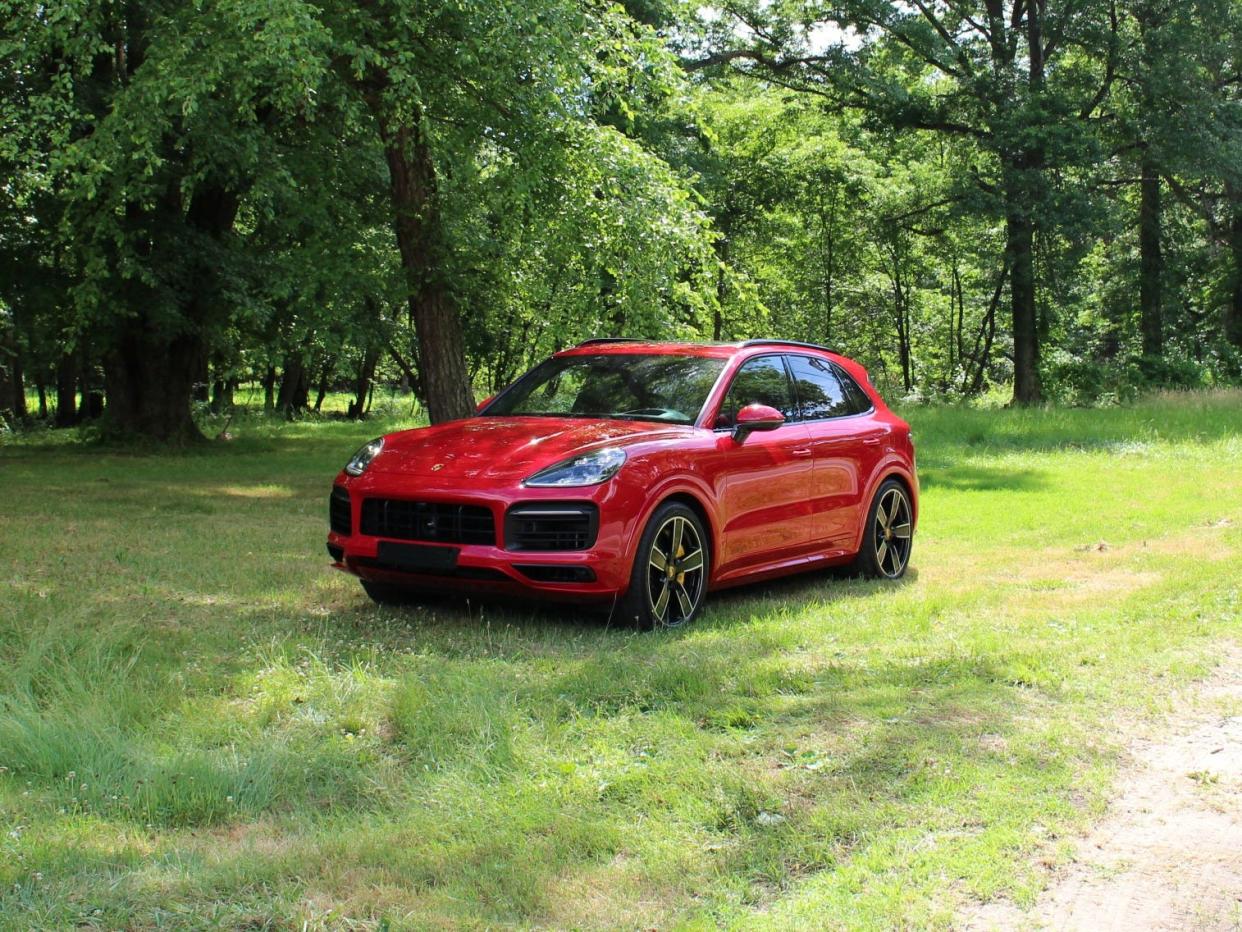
{"left": 918, "top": 464, "right": 1049, "bottom": 492}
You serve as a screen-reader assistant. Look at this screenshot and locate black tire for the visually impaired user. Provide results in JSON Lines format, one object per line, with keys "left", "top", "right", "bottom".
{"left": 614, "top": 502, "right": 710, "bottom": 630}
{"left": 360, "top": 579, "right": 423, "bottom": 605}
{"left": 853, "top": 479, "right": 914, "bottom": 579}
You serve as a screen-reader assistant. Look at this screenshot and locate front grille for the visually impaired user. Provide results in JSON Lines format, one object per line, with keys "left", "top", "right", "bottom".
{"left": 360, "top": 499, "right": 496, "bottom": 546}
{"left": 505, "top": 503, "right": 598, "bottom": 551}
{"left": 329, "top": 487, "right": 351, "bottom": 535}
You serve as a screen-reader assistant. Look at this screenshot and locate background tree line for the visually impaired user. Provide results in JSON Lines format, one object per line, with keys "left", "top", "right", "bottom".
{"left": 1, "top": 0, "right": 1239, "bottom": 441}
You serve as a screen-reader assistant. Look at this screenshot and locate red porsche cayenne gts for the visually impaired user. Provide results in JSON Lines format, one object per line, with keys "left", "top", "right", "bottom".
{"left": 327, "top": 339, "right": 917, "bottom": 628}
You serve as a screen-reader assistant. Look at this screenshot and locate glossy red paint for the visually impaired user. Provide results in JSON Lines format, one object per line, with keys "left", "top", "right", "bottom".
{"left": 327, "top": 340, "right": 918, "bottom": 607}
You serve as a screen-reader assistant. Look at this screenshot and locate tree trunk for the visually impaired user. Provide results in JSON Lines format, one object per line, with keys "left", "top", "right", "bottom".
{"left": 276, "top": 352, "right": 310, "bottom": 419}
{"left": 313, "top": 355, "right": 334, "bottom": 412}
{"left": 79, "top": 346, "right": 104, "bottom": 420}
{"left": 55, "top": 353, "right": 77, "bottom": 426}
{"left": 347, "top": 347, "right": 380, "bottom": 419}
{"left": 1139, "top": 154, "right": 1164, "bottom": 356}
{"left": 387, "top": 343, "right": 421, "bottom": 399}
{"left": 1227, "top": 189, "right": 1242, "bottom": 349}
{"left": 1006, "top": 207, "right": 1041, "bottom": 404}
{"left": 966, "top": 265, "right": 1006, "bottom": 396}
{"left": 210, "top": 379, "right": 234, "bottom": 413}
{"left": 102, "top": 183, "right": 237, "bottom": 442}
{"left": 1, "top": 329, "right": 26, "bottom": 421}
{"left": 12, "top": 350, "right": 26, "bottom": 420}
{"left": 103, "top": 329, "right": 203, "bottom": 442}
{"left": 1006, "top": 3, "right": 1045, "bottom": 406}
{"left": 191, "top": 352, "right": 209, "bottom": 403}
{"left": 262, "top": 365, "right": 276, "bottom": 412}
{"left": 375, "top": 119, "right": 471, "bottom": 422}
{"left": 378, "top": 118, "right": 474, "bottom": 423}
{"left": 888, "top": 243, "right": 913, "bottom": 393}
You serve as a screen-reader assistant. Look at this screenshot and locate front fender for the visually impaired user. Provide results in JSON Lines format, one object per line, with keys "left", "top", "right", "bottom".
{"left": 616, "top": 472, "right": 721, "bottom": 584}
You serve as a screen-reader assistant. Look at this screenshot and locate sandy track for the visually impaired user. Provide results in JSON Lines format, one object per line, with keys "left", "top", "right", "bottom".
{"left": 968, "top": 657, "right": 1242, "bottom": 931}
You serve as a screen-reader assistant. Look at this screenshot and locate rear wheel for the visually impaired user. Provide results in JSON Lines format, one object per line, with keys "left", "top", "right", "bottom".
{"left": 360, "top": 579, "right": 423, "bottom": 605}
{"left": 853, "top": 480, "right": 914, "bottom": 579}
{"left": 615, "top": 502, "right": 709, "bottom": 630}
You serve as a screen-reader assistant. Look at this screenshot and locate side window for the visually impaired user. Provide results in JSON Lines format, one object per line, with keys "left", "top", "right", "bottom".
{"left": 787, "top": 355, "right": 850, "bottom": 420}
{"left": 716, "top": 356, "right": 796, "bottom": 428}
{"left": 833, "top": 364, "right": 874, "bottom": 415}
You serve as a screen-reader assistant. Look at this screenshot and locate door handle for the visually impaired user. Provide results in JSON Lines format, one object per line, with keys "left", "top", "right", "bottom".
{"left": 862, "top": 436, "right": 883, "bottom": 446}
{"left": 791, "top": 448, "right": 813, "bottom": 457}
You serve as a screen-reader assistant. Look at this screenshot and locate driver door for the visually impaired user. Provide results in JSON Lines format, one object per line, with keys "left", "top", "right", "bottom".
{"left": 713, "top": 355, "right": 814, "bottom": 574}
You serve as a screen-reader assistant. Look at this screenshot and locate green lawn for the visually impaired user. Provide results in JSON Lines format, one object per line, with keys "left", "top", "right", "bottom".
{"left": 1, "top": 392, "right": 1239, "bottom": 930}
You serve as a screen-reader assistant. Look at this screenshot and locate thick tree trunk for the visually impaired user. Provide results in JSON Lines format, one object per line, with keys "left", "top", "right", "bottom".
{"left": 1139, "top": 155, "right": 1164, "bottom": 356}
{"left": 102, "top": 183, "right": 237, "bottom": 441}
{"left": 378, "top": 120, "right": 474, "bottom": 423}
{"left": 103, "top": 329, "right": 203, "bottom": 442}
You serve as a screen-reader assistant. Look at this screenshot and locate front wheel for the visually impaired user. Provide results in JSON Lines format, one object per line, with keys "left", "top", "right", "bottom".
{"left": 853, "top": 480, "right": 914, "bottom": 579}
{"left": 615, "top": 502, "right": 709, "bottom": 630}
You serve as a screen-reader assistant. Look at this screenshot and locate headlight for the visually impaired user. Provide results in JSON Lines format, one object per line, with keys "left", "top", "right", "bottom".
{"left": 344, "top": 437, "right": 384, "bottom": 476}
{"left": 524, "top": 447, "right": 627, "bottom": 487}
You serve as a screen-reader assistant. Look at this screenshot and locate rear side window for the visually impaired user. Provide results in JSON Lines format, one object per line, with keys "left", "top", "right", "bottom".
{"left": 787, "top": 355, "right": 851, "bottom": 420}
{"left": 716, "top": 355, "right": 797, "bottom": 427}
{"left": 833, "top": 364, "right": 874, "bottom": 415}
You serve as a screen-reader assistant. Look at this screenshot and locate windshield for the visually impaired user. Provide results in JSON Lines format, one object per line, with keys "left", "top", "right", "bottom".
{"left": 482, "top": 353, "right": 727, "bottom": 425}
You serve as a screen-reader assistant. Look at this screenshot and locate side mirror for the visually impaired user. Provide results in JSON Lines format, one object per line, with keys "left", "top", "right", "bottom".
{"left": 732, "top": 403, "right": 785, "bottom": 441}
{"left": 475, "top": 394, "right": 494, "bottom": 414}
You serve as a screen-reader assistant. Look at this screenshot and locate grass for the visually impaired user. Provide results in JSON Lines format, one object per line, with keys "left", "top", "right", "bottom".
{"left": 0, "top": 390, "right": 1239, "bottom": 929}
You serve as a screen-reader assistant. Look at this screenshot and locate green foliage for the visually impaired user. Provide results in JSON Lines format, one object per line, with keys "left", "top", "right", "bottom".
{"left": 1, "top": 0, "right": 1241, "bottom": 434}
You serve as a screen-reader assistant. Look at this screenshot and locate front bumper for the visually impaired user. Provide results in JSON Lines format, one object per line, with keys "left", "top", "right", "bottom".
{"left": 326, "top": 477, "right": 636, "bottom": 600}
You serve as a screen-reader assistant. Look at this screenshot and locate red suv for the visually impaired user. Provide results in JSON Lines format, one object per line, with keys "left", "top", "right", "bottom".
{"left": 327, "top": 339, "right": 917, "bottom": 628}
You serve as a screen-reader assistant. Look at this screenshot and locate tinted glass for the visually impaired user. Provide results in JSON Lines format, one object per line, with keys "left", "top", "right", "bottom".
{"left": 716, "top": 356, "right": 796, "bottom": 427}
{"left": 483, "top": 353, "right": 726, "bottom": 425}
{"left": 834, "top": 365, "right": 873, "bottom": 414}
{"left": 787, "top": 355, "right": 850, "bottom": 419}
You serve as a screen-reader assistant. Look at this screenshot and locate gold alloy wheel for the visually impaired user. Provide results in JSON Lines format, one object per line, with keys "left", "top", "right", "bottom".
{"left": 874, "top": 486, "right": 913, "bottom": 577}
{"left": 646, "top": 514, "right": 706, "bottom": 626}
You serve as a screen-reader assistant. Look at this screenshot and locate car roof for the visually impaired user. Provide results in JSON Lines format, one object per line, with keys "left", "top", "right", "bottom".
{"left": 554, "top": 339, "right": 840, "bottom": 361}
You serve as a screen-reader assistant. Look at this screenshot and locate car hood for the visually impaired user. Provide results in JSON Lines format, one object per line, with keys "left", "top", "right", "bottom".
{"left": 366, "top": 416, "right": 693, "bottom": 483}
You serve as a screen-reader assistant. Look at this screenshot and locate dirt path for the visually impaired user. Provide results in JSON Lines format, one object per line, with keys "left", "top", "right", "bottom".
{"left": 968, "top": 656, "right": 1242, "bottom": 931}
